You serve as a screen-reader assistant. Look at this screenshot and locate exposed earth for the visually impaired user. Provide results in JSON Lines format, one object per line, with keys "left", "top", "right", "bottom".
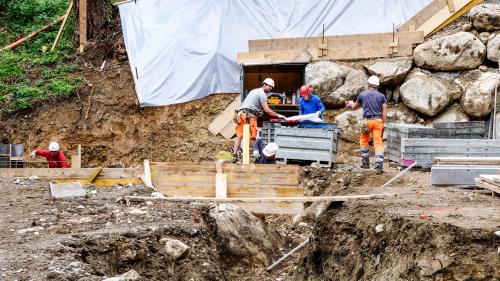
{"left": 1, "top": 2, "right": 500, "bottom": 280}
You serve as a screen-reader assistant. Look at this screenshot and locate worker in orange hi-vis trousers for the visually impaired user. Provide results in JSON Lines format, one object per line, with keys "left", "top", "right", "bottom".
{"left": 345, "top": 75, "right": 387, "bottom": 174}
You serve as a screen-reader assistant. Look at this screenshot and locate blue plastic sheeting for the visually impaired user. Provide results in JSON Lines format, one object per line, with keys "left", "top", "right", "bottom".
{"left": 118, "top": 0, "right": 431, "bottom": 106}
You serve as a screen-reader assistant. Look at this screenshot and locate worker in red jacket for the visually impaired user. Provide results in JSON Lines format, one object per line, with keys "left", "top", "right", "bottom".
{"left": 31, "top": 142, "right": 69, "bottom": 168}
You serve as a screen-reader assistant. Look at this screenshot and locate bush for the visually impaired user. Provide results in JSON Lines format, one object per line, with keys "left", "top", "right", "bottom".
{"left": 0, "top": 0, "right": 84, "bottom": 115}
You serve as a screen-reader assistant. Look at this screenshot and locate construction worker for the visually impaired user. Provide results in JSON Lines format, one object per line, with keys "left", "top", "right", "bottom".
{"left": 252, "top": 139, "right": 279, "bottom": 164}
{"left": 30, "top": 142, "right": 69, "bottom": 168}
{"left": 346, "top": 75, "right": 387, "bottom": 174}
{"left": 232, "top": 78, "right": 285, "bottom": 162}
{"left": 299, "top": 85, "right": 325, "bottom": 119}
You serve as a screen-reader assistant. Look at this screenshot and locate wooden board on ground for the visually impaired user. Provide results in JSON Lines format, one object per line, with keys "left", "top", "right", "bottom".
{"left": 0, "top": 168, "right": 140, "bottom": 186}
{"left": 208, "top": 95, "right": 240, "bottom": 137}
{"left": 475, "top": 177, "right": 500, "bottom": 196}
{"left": 150, "top": 162, "right": 303, "bottom": 214}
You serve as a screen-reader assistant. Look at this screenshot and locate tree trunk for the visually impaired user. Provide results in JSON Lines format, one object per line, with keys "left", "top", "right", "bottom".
{"left": 73, "top": 0, "right": 113, "bottom": 45}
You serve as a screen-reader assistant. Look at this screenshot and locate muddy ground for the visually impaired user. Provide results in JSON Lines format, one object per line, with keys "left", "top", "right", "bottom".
{"left": 0, "top": 165, "right": 498, "bottom": 281}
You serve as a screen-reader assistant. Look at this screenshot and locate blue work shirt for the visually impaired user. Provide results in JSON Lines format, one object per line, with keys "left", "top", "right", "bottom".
{"left": 299, "top": 94, "right": 325, "bottom": 118}
{"left": 356, "top": 89, "right": 387, "bottom": 118}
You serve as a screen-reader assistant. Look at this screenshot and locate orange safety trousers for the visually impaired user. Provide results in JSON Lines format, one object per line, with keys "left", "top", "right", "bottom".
{"left": 359, "top": 119, "right": 385, "bottom": 153}
{"left": 236, "top": 116, "right": 258, "bottom": 139}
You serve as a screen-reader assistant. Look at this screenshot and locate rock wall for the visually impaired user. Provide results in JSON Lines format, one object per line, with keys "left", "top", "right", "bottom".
{"left": 314, "top": 4, "right": 500, "bottom": 143}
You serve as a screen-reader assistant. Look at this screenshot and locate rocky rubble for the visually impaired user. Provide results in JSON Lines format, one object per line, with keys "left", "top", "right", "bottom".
{"left": 470, "top": 3, "right": 500, "bottom": 31}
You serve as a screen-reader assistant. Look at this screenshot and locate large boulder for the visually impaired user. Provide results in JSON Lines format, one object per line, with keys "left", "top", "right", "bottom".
{"left": 470, "top": 4, "right": 500, "bottom": 32}
{"left": 334, "top": 109, "right": 364, "bottom": 143}
{"left": 487, "top": 32, "right": 500, "bottom": 62}
{"left": 306, "top": 61, "right": 367, "bottom": 108}
{"left": 400, "top": 71, "right": 452, "bottom": 117}
{"left": 387, "top": 104, "right": 421, "bottom": 125}
{"left": 459, "top": 71, "right": 499, "bottom": 117}
{"left": 413, "top": 32, "right": 486, "bottom": 71}
{"left": 364, "top": 57, "right": 413, "bottom": 85}
{"left": 426, "top": 104, "right": 470, "bottom": 126}
{"left": 208, "top": 204, "right": 284, "bottom": 267}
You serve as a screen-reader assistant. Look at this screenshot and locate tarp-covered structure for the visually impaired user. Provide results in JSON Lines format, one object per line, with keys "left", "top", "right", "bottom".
{"left": 118, "top": 0, "right": 431, "bottom": 107}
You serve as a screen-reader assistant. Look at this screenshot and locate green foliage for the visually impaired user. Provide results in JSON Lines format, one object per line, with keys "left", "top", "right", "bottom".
{"left": 0, "top": 0, "right": 83, "bottom": 115}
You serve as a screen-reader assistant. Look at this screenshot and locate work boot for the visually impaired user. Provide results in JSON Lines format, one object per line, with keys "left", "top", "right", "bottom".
{"left": 231, "top": 153, "right": 239, "bottom": 163}
{"left": 360, "top": 147, "right": 369, "bottom": 169}
{"left": 374, "top": 152, "right": 384, "bottom": 174}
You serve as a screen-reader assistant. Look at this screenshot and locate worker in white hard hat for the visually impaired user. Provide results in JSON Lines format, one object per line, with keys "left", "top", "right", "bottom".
{"left": 345, "top": 75, "right": 387, "bottom": 174}
{"left": 252, "top": 138, "right": 279, "bottom": 164}
{"left": 30, "top": 141, "right": 69, "bottom": 168}
{"left": 232, "top": 77, "right": 286, "bottom": 163}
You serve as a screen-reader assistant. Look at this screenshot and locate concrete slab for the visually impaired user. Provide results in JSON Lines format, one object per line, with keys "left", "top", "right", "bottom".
{"left": 50, "top": 181, "right": 86, "bottom": 199}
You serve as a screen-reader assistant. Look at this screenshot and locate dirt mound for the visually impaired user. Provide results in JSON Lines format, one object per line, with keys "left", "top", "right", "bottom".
{"left": 0, "top": 63, "right": 236, "bottom": 167}
{"left": 295, "top": 205, "right": 500, "bottom": 281}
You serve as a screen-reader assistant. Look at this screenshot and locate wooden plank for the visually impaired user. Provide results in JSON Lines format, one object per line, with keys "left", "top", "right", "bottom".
{"left": 400, "top": 0, "right": 447, "bottom": 31}
{"left": 126, "top": 193, "right": 397, "bottom": 203}
{"left": 71, "top": 155, "right": 79, "bottom": 168}
{"left": 434, "top": 157, "right": 500, "bottom": 165}
{"left": 446, "top": 0, "right": 456, "bottom": 12}
{"left": 51, "top": 0, "right": 73, "bottom": 51}
{"left": 143, "top": 159, "right": 153, "bottom": 188}
{"left": 79, "top": 0, "right": 87, "bottom": 53}
{"left": 0, "top": 168, "right": 139, "bottom": 179}
{"left": 76, "top": 145, "right": 81, "bottom": 168}
{"left": 475, "top": 178, "right": 500, "bottom": 196}
{"left": 86, "top": 166, "right": 102, "bottom": 184}
{"left": 243, "top": 124, "right": 250, "bottom": 164}
{"left": 208, "top": 95, "right": 240, "bottom": 136}
{"left": 54, "top": 178, "right": 140, "bottom": 186}
{"left": 417, "top": 0, "right": 482, "bottom": 37}
{"left": 238, "top": 43, "right": 418, "bottom": 64}
{"left": 219, "top": 121, "right": 236, "bottom": 140}
{"left": 248, "top": 31, "right": 424, "bottom": 52}
{"left": 150, "top": 162, "right": 299, "bottom": 174}
{"left": 216, "top": 174, "right": 227, "bottom": 211}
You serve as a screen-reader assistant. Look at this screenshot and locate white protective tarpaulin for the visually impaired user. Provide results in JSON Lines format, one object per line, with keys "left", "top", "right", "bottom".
{"left": 118, "top": 0, "right": 431, "bottom": 107}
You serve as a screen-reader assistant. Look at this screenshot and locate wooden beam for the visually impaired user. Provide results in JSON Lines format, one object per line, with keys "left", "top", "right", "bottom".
{"left": 219, "top": 120, "right": 236, "bottom": 140}
{"left": 215, "top": 160, "right": 227, "bottom": 211}
{"left": 400, "top": 0, "right": 448, "bottom": 31}
{"left": 242, "top": 124, "right": 250, "bottom": 164}
{"left": 125, "top": 193, "right": 397, "bottom": 203}
{"left": 208, "top": 96, "right": 240, "bottom": 136}
{"left": 411, "top": 0, "right": 482, "bottom": 37}
{"left": 247, "top": 31, "right": 424, "bottom": 52}
{"left": 51, "top": 1, "right": 73, "bottom": 51}
{"left": 77, "top": 145, "right": 81, "bottom": 168}
{"left": 238, "top": 43, "right": 417, "bottom": 65}
{"left": 0, "top": 16, "right": 65, "bottom": 52}
{"left": 79, "top": 0, "right": 87, "bottom": 53}
{"left": 0, "top": 168, "right": 139, "bottom": 179}
{"left": 86, "top": 166, "right": 102, "bottom": 184}
{"left": 475, "top": 178, "right": 500, "bottom": 196}
{"left": 434, "top": 157, "right": 500, "bottom": 165}
{"left": 446, "top": 0, "right": 456, "bottom": 12}
{"left": 143, "top": 159, "right": 153, "bottom": 188}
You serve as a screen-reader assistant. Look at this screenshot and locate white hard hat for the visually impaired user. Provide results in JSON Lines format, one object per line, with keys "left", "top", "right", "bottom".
{"left": 263, "top": 143, "right": 279, "bottom": 157}
{"left": 48, "top": 142, "right": 60, "bottom": 152}
{"left": 368, "top": 75, "right": 380, "bottom": 86}
{"left": 263, "top": 78, "right": 275, "bottom": 88}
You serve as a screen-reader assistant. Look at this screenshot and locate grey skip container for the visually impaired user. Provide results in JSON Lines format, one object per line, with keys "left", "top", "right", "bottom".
{"left": 274, "top": 127, "right": 339, "bottom": 167}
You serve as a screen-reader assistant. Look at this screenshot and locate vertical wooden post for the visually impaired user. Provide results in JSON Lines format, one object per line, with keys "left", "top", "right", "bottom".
{"left": 79, "top": 0, "right": 87, "bottom": 53}
{"left": 243, "top": 124, "right": 250, "bottom": 164}
{"left": 143, "top": 159, "right": 153, "bottom": 188}
{"left": 215, "top": 160, "right": 227, "bottom": 211}
{"left": 77, "top": 144, "right": 81, "bottom": 168}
